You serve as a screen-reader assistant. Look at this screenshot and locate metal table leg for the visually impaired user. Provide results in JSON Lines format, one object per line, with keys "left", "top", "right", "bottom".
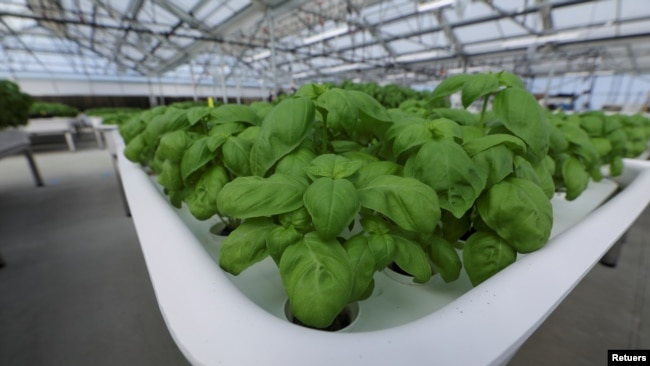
{"left": 23, "top": 148, "right": 44, "bottom": 187}
{"left": 600, "top": 232, "right": 627, "bottom": 267}
{"left": 112, "top": 155, "right": 131, "bottom": 217}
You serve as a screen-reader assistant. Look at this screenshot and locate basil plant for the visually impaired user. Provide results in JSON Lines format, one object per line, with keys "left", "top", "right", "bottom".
{"left": 212, "top": 72, "right": 556, "bottom": 329}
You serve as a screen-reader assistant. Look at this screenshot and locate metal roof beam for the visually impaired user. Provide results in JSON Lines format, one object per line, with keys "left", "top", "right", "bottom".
{"left": 153, "top": 0, "right": 317, "bottom": 75}
{"left": 481, "top": 0, "right": 541, "bottom": 36}
{"left": 433, "top": 9, "right": 463, "bottom": 56}
{"left": 282, "top": 0, "right": 592, "bottom": 62}
{"left": 536, "top": 0, "right": 554, "bottom": 33}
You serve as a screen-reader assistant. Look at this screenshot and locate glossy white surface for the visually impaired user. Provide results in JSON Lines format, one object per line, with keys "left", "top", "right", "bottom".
{"left": 118, "top": 144, "right": 650, "bottom": 366}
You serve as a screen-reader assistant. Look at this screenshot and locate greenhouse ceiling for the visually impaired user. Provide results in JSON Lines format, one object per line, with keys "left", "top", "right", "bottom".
{"left": 1, "top": 0, "right": 649, "bottom": 91}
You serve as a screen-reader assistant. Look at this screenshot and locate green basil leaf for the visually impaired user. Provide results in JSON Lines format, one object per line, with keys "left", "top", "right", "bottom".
{"left": 431, "top": 74, "right": 471, "bottom": 100}
{"left": 513, "top": 155, "right": 540, "bottom": 186}
{"left": 279, "top": 232, "right": 352, "bottom": 328}
{"left": 351, "top": 161, "right": 402, "bottom": 188}
{"left": 367, "top": 233, "right": 395, "bottom": 270}
{"left": 217, "top": 173, "right": 309, "bottom": 218}
{"left": 316, "top": 88, "right": 359, "bottom": 135}
{"left": 304, "top": 154, "right": 363, "bottom": 180}
{"left": 392, "top": 235, "right": 432, "bottom": 283}
{"left": 426, "top": 118, "right": 464, "bottom": 142}
{"left": 461, "top": 73, "right": 500, "bottom": 108}
{"left": 439, "top": 210, "right": 471, "bottom": 244}
{"left": 427, "top": 235, "right": 461, "bottom": 283}
{"left": 156, "top": 130, "right": 195, "bottom": 163}
{"left": 219, "top": 217, "right": 275, "bottom": 275}
{"left": 548, "top": 122, "right": 569, "bottom": 154}
{"left": 477, "top": 178, "right": 552, "bottom": 253}
{"left": 610, "top": 156, "right": 624, "bottom": 176}
{"left": 209, "top": 104, "right": 261, "bottom": 126}
{"left": 206, "top": 134, "right": 228, "bottom": 153}
{"left": 358, "top": 175, "right": 440, "bottom": 233}
{"left": 119, "top": 117, "right": 146, "bottom": 144}
{"left": 471, "top": 144, "right": 514, "bottom": 189}
{"left": 180, "top": 137, "right": 218, "bottom": 182}
{"left": 250, "top": 97, "right": 315, "bottom": 176}
{"left": 430, "top": 108, "right": 479, "bottom": 127}
{"left": 347, "top": 90, "right": 393, "bottom": 140}
{"left": 342, "top": 151, "right": 380, "bottom": 165}
{"left": 303, "top": 177, "right": 360, "bottom": 239}
{"left": 591, "top": 137, "right": 612, "bottom": 157}
{"left": 186, "top": 106, "right": 212, "bottom": 126}
{"left": 278, "top": 207, "right": 312, "bottom": 232}
{"left": 157, "top": 160, "right": 183, "bottom": 191}
{"left": 461, "top": 126, "right": 485, "bottom": 142}
{"left": 580, "top": 115, "right": 603, "bottom": 137}
{"left": 185, "top": 164, "right": 229, "bottom": 220}
{"left": 493, "top": 87, "right": 549, "bottom": 163}
{"left": 462, "top": 134, "right": 527, "bottom": 156}
{"left": 406, "top": 140, "right": 487, "bottom": 218}
{"left": 561, "top": 155, "right": 590, "bottom": 201}
{"left": 343, "top": 234, "right": 376, "bottom": 301}
{"left": 237, "top": 126, "right": 260, "bottom": 144}
{"left": 331, "top": 140, "right": 363, "bottom": 153}
{"left": 607, "top": 130, "right": 628, "bottom": 156}
{"left": 295, "top": 83, "right": 328, "bottom": 99}
{"left": 346, "top": 90, "right": 392, "bottom": 123}
{"left": 534, "top": 156, "right": 556, "bottom": 199}
{"left": 274, "top": 147, "right": 316, "bottom": 180}
{"left": 463, "top": 231, "right": 517, "bottom": 286}
{"left": 209, "top": 121, "right": 247, "bottom": 137}
{"left": 123, "top": 134, "right": 146, "bottom": 163}
{"left": 496, "top": 70, "right": 526, "bottom": 88}
{"left": 389, "top": 122, "right": 432, "bottom": 158}
{"left": 249, "top": 101, "right": 273, "bottom": 120}
{"left": 360, "top": 215, "right": 390, "bottom": 235}
{"left": 266, "top": 226, "right": 302, "bottom": 264}
{"left": 222, "top": 136, "right": 252, "bottom": 177}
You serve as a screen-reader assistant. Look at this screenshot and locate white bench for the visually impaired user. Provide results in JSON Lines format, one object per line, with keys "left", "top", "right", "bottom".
{"left": 23, "top": 117, "right": 77, "bottom": 151}
{"left": 0, "top": 128, "right": 44, "bottom": 187}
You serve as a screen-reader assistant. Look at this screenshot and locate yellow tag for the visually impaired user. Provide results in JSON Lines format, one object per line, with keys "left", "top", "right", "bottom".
{"left": 207, "top": 97, "right": 214, "bottom": 108}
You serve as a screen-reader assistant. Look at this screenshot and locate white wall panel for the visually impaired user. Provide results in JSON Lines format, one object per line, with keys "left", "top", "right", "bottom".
{"left": 14, "top": 79, "right": 267, "bottom": 99}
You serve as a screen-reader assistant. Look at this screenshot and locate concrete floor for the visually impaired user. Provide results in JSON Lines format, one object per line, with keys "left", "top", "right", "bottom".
{"left": 0, "top": 139, "right": 648, "bottom": 366}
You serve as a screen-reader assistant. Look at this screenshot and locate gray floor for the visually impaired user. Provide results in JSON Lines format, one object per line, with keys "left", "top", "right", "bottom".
{"left": 0, "top": 139, "right": 648, "bottom": 366}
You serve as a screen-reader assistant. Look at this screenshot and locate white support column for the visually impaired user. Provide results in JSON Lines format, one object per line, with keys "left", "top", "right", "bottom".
{"left": 268, "top": 10, "right": 278, "bottom": 100}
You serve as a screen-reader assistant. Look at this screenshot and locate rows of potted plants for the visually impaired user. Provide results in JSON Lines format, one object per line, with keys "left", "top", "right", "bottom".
{"left": 29, "top": 101, "right": 78, "bottom": 118}
{"left": 119, "top": 71, "right": 650, "bottom": 330}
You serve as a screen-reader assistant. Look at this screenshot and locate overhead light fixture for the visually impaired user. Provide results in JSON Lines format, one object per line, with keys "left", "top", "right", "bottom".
{"left": 565, "top": 70, "right": 615, "bottom": 77}
{"left": 502, "top": 31, "right": 582, "bottom": 48}
{"left": 395, "top": 50, "right": 440, "bottom": 63}
{"left": 293, "top": 71, "right": 316, "bottom": 79}
{"left": 322, "top": 63, "right": 364, "bottom": 74}
{"left": 446, "top": 66, "right": 494, "bottom": 74}
{"left": 417, "top": 0, "right": 455, "bottom": 12}
{"left": 386, "top": 72, "right": 416, "bottom": 80}
{"left": 303, "top": 25, "right": 349, "bottom": 45}
{"left": 244, "top": 50, "right": 271, "bottom": 63}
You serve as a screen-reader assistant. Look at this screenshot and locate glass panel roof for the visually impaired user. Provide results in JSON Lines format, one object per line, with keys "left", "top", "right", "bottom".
{"left": 0, "top": 0, "right": 648, "bottom": 92}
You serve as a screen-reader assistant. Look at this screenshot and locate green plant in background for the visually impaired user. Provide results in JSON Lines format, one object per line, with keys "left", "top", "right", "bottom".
{"left": 0, "top": 79, "right": 33, "bottom": 129}
{"left": 168, "top": 100, "right": 224, "bottom": 109}
{"left": 29, "top": 101, "right": 78, "bottom": 118}
{"left": 545, "top": 112, "right": 602, "bottom": 200}
{"left": 85, "top": 107, "right": 143, "bottom": 126}
{"left": 618, "top": 113, "right": 650, "bottom": 157}
{"left": 121, "top": 103, "right": 261, "bottom": 230}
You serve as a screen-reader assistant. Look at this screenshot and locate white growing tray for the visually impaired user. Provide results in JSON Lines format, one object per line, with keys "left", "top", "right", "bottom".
{"left": 118, "top": 143, "right": 650, "bottom": 366}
